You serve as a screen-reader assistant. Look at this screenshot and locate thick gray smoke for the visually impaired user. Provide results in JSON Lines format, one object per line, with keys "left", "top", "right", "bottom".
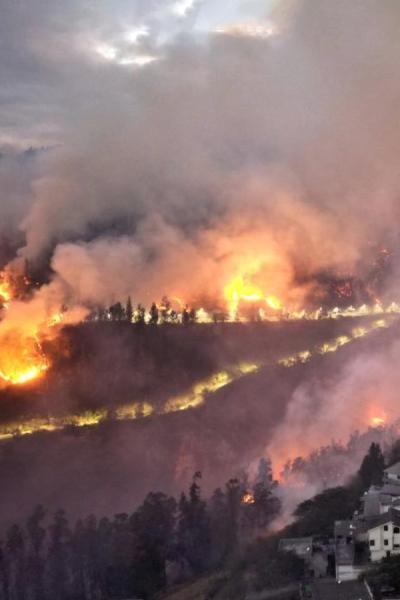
{"left": 1, "top": 0, "right": 400, "bottom": 308}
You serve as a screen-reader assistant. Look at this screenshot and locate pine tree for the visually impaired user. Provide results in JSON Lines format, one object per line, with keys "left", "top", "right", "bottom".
{"left": 358, "top": 442, "right": 385, "bottom": 489}
{"left": 47, "top": 510, "right": 72, "bottom": 600}
{"left": 6, "top": 524, "right": 26, "bottom": 600}
{"left": 26, "top": 505, "right": 46, "bottom": 600}
{"left": 177, "top": 472, "right": 210, "bottom": 574}
{"left": 149, "top": 303, "right": 159, "bottom": 325}
{"left": 126, "top": 296, "right": 133, "bottom": 323}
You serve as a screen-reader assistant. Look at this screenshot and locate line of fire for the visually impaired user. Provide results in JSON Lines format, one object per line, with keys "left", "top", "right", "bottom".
{"left": 0, "top": 248, "right": 397, "bottom": 449}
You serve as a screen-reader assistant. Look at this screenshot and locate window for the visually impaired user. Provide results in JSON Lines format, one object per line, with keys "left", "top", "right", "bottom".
{"left": 394, "top": 544, "right": 400, "bottom": 548}
{"left": 384, "top": 540, "right": 389, "bottom": 546}
{"left": 394, "top": 527, "right": 400, "bottom": 534}
{"left": 370, "top": 540, "right": 375, "bottom": 546}
{"left": 384, "top": 525, "right": 389, "bottom": 531}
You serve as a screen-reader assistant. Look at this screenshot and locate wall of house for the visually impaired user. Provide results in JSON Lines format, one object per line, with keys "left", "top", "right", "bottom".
{"left": 368, "top": 522, "right": 400, "bottom": 561}
{"left": 385, "top": 472, "right": 400, "bottom": 485}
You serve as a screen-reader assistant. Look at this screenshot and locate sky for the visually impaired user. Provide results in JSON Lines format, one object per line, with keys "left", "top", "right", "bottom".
{"left": 0, "top": 0, "right": 280, "bottom": 149}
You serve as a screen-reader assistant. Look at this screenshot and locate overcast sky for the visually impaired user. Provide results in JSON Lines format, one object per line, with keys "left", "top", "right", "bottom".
{"left": 0, "top": 0, "right": 279, "bottom": 150}
{"left": 2, "top": 0, "right": 400, "bottom": 308}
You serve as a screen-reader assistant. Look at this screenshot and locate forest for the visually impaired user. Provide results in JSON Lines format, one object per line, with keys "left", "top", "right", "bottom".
{"left": 0, "top": 440, "right": 397, "bottom": 600}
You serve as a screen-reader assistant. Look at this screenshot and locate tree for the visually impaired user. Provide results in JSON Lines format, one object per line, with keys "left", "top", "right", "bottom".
{"left": 109, "top": 302, "right": 125, "bottom": 321}
{"left": 47, "top": 510, "right": 72, "bottom": 600}
{"left": 387, "top": 439, "right": 400, "bottom": 467}
{"left": 26, "top": 505, "right": 47, "bottom": 600}
{"left": 225, "top": 478, "right": 242, "bottom": 554}
{"left": 126, "top": 297, "right": 133, "bottom": 323}
{"left": 359, "top": 442, "right": 385, "bottom": 490}
{"left": 290, "top": 486, "right": 359, "bottom": 537}
{"left": 256, "top": 457, "right": 274, "bottom": 487}
{"left": 252, "top": 480, "right": 281, "bottom": 530}
{"left": 131, "top": 492, "right": 176, "bottom": 597}
{"left": 208, "top": 488, "right": 231, "bottom": 566}
{"left": 182, "top": 307, "right": 190, "bottom": 326}
{"left": 364, "top": 555, "right": 400, "bottom": 596}
{"left": 72, "top": 514, "right": 106, "bottom": 600}
{"left": 149, "top": 303, "right": 159, "bottom": 325}
{"left": 106, "top": 513, "right": 134, "bottom": 599}
{"left": 160, "top": 296, "right": 171, "bottom": 324}
{"left": 6, "top": 524, "right": 25, "bottom": 600}
{"left": 0, "top": 542, "right": 9, "bottom": 600}
{"left": 134, "top": 304, "right": 145, "bottom": 325}
{"left": 177, "top": 472, "right": 211, "bottom": 574}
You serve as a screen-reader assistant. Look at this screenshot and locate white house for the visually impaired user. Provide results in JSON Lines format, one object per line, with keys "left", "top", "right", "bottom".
{"left": 384, "top": 462, "right": 400, "bottom": 486}
{"left": 361, "top": 463, "right": 400, "bottom": 518}
{"left": 367, "top": 510, "right": 400, "bottom": 562}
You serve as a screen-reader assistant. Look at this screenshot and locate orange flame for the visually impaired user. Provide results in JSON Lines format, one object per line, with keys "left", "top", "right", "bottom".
{"left": 224, "top": 273, "right": 282, "bottom": 319}
{"left": 0, "top": 272, "right": 64, "bottom": 387}
{"left": 241, "top": 492, "right": 255, "bottom": 505}
{"left": 370, "top": 415, "right": 386, "bottom": 427}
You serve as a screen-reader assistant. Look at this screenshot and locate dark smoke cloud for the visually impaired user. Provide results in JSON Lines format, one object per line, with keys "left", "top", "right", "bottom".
{"left": 0, "top": 0, "right": 400, "bottom": 309}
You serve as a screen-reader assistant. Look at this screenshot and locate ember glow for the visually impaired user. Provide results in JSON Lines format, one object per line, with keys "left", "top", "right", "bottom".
{"left": 241, "top": 492, "right": 255, "bottom": 505}
{"left": 369, "top": 412, "right": 387, "bottom": 428}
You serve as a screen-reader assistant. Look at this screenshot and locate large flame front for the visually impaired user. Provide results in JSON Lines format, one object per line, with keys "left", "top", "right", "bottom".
{"left": 224, "top": 273, "right": 282, "bottom": 320}
{"left": 0, "top": 273, "right": 57, "bottom": 387}
{"left": 0, "top": 331, "right": 48, "bottom": 385}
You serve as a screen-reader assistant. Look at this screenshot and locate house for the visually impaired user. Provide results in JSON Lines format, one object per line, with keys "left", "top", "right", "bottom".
{"left": 360, "top": 463, "right": 400, "bottom": 518}
{"left": 367, "top": 509, "right": 400, "bottom": 562}
{"left": 362, "top": 486, "right": 400, "bottom": 517}
{"left": 384, "top": 462, "right": 400, "bottom": 486}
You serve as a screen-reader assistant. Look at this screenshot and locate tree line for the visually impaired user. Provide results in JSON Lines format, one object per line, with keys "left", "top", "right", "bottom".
{"left": 87, "top": 296, "right": 232, "bottom": 325}
{"left": 0, "top": 460, "right": 281, "bottom": 600}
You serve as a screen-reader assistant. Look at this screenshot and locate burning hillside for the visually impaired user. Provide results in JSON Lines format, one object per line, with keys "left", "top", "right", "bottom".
{"left": 0, "top": 243, "right": 397, "bottom": 395}
{"left": 2, "top": 0, "right": 400, "bottom": 547}
{"left": 0, "top": 314, "right": 399, "bottom": 528}
{"left": 0, "top": 311, "right": 395, "bottom": 443}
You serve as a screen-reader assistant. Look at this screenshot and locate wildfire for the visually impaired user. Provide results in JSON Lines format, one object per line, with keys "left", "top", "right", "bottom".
{"left": 371, "top": 416, "right": 386, "bottom": 427}
{"left": 224, "top": 274, "right": 282, "bottom": 320}
{"left": 0, "top": 272, "right": 69, "bottom": 388}
{"left": 241, "top": 492, "right": 255, "bottom": 505}
{"left": 0, "top": 363, "right": 47, "bottom": 386}
{"left": 0, "top": 313, "right": 393, "bottom": 442}
{"left": 0, "top": 280, "right": 11, "bottom": 305}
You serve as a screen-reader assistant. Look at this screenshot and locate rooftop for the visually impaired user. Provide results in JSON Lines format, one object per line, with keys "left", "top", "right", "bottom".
{"left": 310, "top": 579, "right": 370, "bottom": 600}
{"left": 364, "top": 509, "right": 400, "bottom": 531}
{"left": 385, "top": 461, "right": 400, "bottom": 476}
